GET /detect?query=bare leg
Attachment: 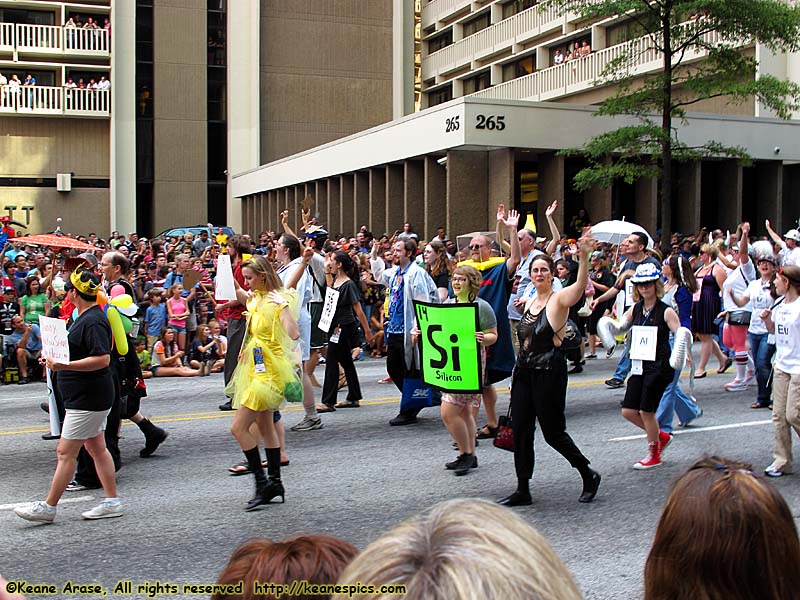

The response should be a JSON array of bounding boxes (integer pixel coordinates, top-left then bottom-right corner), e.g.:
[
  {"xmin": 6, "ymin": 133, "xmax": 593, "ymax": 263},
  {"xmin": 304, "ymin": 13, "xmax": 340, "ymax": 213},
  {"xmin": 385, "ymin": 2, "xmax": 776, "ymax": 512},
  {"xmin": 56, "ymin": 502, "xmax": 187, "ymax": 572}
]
[
  {"xmin": 230, "ymin": 407, "xmax": 260, "ymax": 449},
  {"xmin": 83, "ymin": 434, "xmax": 118, "ymax": 498},
  {"xmin": 442, "ymin": 402, "xmax": 471, "ymax": 455},
  {"xmin": 45, "ymin": 438, "xmax": 84, "ymax": 506},
  {"xmin": 482, "ymin": 384, "xmax": 498, "ymax": 429}
]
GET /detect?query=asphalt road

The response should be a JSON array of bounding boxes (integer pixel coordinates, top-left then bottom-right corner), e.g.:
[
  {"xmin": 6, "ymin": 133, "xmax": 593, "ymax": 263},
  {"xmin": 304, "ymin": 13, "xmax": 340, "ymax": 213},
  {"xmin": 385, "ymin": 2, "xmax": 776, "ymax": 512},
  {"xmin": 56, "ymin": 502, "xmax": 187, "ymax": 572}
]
[{"xmin": 2, "ymin": 352, "xmax": 798, "ymax": 599}]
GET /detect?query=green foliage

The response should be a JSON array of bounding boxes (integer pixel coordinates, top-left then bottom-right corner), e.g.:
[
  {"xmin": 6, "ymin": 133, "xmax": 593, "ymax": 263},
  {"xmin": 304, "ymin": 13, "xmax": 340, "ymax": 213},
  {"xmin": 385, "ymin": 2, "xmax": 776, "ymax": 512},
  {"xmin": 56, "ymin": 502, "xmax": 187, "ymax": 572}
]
[{"xmin": 547, "ymin": 0, "xmax": 800, "ymax": 230}]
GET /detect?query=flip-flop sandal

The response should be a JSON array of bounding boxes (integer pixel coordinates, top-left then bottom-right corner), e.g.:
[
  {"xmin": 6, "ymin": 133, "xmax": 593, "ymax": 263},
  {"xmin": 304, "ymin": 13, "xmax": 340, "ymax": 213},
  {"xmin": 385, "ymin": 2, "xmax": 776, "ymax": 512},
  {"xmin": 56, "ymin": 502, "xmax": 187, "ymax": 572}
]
[
  {"xmin": 717, "ymin": 358, "xmax": 733, "ymax": 374},
  {"xmin": 335, "ymin": 401, "xmax": 360, "ymax": 408},
  {"xmin": 316, "ymin": 404, "xmax": 336, "ymax": 413}
]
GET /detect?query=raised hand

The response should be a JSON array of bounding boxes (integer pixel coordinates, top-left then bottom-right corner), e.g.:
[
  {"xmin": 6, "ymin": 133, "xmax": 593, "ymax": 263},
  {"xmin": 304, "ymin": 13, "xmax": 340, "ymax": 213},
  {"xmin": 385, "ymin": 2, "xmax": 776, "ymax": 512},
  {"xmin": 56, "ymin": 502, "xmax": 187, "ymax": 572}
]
[
  {"xmin": 545, "ymin": 200, "xmax": 558, "ymax": 217},
  {"xmin": 496, "ymin": 203, "xmax": 506, "ymax": 223},
  {"xmin": 578, "ymin": 229, "xmax": 595, "ymax": 256},
  {"xmin": 268, "ymin": 290, "xmax": 288, "ymax": 307},
  {"xmin": 504, "ymin": 209, "xmax": 520, "ymax": 229},
  {"xmin": 280, "ymin": 210, "xmax": 288, "ymax": 225}
]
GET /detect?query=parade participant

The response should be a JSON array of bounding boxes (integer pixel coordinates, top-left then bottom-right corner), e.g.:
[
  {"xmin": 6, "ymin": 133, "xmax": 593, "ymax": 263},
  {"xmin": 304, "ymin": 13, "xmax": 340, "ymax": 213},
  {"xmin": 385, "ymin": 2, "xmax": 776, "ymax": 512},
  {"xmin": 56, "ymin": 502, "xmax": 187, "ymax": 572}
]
[
  {"xmin": 317, "ymin": 251, "xmax": 373, "ymax": 411},
  {"xmin": 14, "ymin": 267, "xmax": 122, "ymax": 522},
  {"xmin": 656, "ymin": 255, "xmax": 702, "ymax": 431},
  {"xmin": 218, "ymin": 236, "xmax": 250, "ymax": 411},
  {"xmin": 691, "ymin": 243, "xmax": 730, "ymax": 377},
  {"xmin": 719, "ymin": 223, "xmax": 756, "ymax": 391},
  {"xmin": 498, "ymin": 236, "xmax": 600, "ymax": 507},
  {"xmin": 765, "ymin": 220, "xmax": 800, "ymax": 267},
  {"xmin": 437, "ymin": 266, "xmax": 497, "ymax": 476},
  {"xmin": 225, "ymin": 255, "xmax": 301, "ymax": 510},
  {"xmin": 458, "ymin": 204, "xmax": 520, "ymax": 438},
  {"xmin": 383, "ymin": 239, "xmax": 440, "ymax": 425},
  {"xmin": 762, "ymin": 265, "xmax": 800, "ymax": 477},
  {"xmin": 422, "ymin": 240, "xmax": 451, "ymax": 302},
  {"xmin": 590, "ymin": 232, "xmax": 661, "ymax": 389},
  {"xmin": 610, "ymin": 264, "xmax": 683, "ymax": 469},
  {"xmin": 645, "ymin": 456, "xmax": 800, "ymax": 600},
  {"xmin": 730, "ymin": 246, "xmax": 778, "ymax": 408}
]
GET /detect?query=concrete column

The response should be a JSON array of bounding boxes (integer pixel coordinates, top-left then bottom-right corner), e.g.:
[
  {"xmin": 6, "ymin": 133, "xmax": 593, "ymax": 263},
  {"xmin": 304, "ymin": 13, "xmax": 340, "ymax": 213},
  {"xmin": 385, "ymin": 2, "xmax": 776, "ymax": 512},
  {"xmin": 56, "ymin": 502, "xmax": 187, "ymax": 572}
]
[
  {"xmin": 259, "ymin": 192, "xmax": 268, "ymax": 236},
  {"xmin": 424, "ymin": 156, "xmax": 447, "ymax": 240},
  {"xmin": 757, "ymin": 161, "xmax": 784, "ymax": 230},
  {"xmin": 327, "ymin": 178, "xmax": 340, "ymax": 236},
  {"xmin": 386, "ymin": 165, "xmax": 405, "ymax": 234},
  {"xmin": 244, "ymin": 196, "xmax": 254, "ymax": 238},
  {"xmin": 369, "ymin": 168, "xmax": 387, "ymax": 235},
  {"xmin": 340, "ymin": 174, "xmax": 354, "ymax": 237},
  {"xmin": 404, "ymin": 160, "xmax": 425, "ymax": 235},
  {"xmin": 274, "ymin": 189, "xmax": 283, "ymax": 235},
  {"xmin": 312, "ymin": 181, "xmax": 325, "ymax": 227},
  {"xmin": 265, "ymin": 191, "xmax": 274, "ymax": 232},
  {"xmin": 392, "ymin": 0, "xmax": 415, "ymax": 118},
  {"xmin": 584, "ymin": 182, "xmax": 612, "ymax": 228},
  {"xmin": 253, "ymin": 193, "xmax": 262, "ymax": 238},
  {"xmin": 447, "ymin": 150, "xmax": 488, "ymax": 237},
  {"xmin": 719, "ymin": 160, "xmax": 743, "ymax": 231},
  {"xmin": 354, "ymin": 171, "xmax": 370, "ymax": 233},
  {"xmin": 635, "ymin": 177, "xmax": 658, "ymax": 239},
  {"xmin": 538, "ymin": 153, "xmax": 565, "ymax": 234},
  {"xmin": 676, "ymin": 161, "xmax": 701, "ymax": 234},
  {"xmin": 488, "ymin": 148, "xmax": 515, "ymax": 225}
]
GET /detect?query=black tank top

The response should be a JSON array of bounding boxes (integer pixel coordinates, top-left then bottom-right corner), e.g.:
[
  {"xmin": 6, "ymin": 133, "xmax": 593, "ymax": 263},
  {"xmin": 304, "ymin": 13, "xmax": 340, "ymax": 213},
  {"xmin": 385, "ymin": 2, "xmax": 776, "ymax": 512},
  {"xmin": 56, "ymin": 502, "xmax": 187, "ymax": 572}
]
[{"xmin": 631, "ymin": 300, "xmax": 672, "ymax": 364}]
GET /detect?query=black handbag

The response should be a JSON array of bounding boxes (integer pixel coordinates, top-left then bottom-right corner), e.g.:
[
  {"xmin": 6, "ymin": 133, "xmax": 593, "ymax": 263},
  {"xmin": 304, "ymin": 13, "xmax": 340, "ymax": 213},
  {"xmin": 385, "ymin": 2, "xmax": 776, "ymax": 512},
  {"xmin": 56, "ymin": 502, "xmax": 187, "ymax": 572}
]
[{"xmin": 727, "ymin": 311, "xmax": 751, "ymax": 326}]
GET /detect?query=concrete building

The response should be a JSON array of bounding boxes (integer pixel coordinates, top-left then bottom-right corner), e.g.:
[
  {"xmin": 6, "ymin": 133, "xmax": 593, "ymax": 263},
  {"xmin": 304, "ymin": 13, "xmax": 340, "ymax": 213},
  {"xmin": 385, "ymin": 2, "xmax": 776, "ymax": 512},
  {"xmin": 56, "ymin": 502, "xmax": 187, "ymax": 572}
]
[
  {"xmin": 0, "ymin": 0, "xmax": 395, "ymax": 237},
  {"xmin": 232, "ymin": 0, "xmax": 800, "ymax": 241}
]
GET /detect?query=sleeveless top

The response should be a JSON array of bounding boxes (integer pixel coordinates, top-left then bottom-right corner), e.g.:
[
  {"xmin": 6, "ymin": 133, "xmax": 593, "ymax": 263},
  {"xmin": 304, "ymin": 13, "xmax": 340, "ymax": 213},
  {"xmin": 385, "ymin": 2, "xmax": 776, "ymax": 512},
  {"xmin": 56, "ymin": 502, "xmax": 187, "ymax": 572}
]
[
  {"xmin": 516, "ymin": 305, "xmax": 563, "ymax": 369},
  {"xmin": 631, "ymin": 300, "xmax": 672, "ymax": 366}
]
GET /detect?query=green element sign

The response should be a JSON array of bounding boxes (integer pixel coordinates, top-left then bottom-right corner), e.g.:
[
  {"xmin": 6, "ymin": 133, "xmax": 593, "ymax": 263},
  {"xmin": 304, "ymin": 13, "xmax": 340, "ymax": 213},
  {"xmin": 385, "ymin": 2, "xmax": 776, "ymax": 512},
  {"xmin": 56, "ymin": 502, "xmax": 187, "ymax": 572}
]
[{"xmin": 414, "ymin": 301, "xmax": 482, "ymax": 393}]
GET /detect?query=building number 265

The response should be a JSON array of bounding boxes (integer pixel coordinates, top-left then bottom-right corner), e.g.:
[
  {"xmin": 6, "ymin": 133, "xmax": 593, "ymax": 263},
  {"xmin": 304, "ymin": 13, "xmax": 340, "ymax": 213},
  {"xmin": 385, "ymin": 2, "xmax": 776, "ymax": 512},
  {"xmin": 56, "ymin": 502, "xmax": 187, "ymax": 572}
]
[
  {"xmin": 476, "ymin": 114, "xmax": 505, "ymax": 130},
  {"xmin": 445, "ymin": 116, "xmax": 460, "ymax": 132}
]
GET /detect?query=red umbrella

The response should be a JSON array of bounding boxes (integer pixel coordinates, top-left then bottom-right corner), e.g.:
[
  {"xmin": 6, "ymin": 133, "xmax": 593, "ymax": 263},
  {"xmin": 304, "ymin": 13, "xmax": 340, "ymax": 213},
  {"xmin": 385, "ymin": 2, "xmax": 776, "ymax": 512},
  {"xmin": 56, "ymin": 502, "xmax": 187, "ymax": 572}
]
[{"xmin": 13, "ymin": 234, "xmax": 96, "ymax": 251}]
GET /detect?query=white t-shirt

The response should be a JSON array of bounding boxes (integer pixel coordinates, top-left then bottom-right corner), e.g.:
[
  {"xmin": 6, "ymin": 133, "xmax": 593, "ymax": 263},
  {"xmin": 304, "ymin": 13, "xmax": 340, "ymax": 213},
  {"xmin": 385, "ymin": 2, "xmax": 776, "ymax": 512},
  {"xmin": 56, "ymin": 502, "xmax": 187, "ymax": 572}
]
[
  {"xmin": 779, "ymin": 246, "xmax": 800, "ymax": 267},
  {"xmin": 773, "ymin": 297, "xmax": 800, "ymax": 374},
  {"xmin": 721, "ymin": 260, "xmax": 756, "ymax": 312},
  {"xmin": 744, "ymin": 278, "xmax": 776, "ymax": 336}
]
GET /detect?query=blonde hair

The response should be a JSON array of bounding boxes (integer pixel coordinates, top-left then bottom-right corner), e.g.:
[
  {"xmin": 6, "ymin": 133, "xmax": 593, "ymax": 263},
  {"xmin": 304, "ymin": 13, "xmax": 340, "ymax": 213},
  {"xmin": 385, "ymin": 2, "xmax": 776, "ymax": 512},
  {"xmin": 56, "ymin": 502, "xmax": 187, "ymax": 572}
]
[
  {"xmin": 241, "ymin": 255, "xmax": 282, "ymax": 292},
  {"xmin": 451, "ymin": 265, "xmax": 482, "ymax": 302},
  {"xmin": 632, "ymin": 277, "xmax": 665, "ymax": 303},
  {"xmin": 700, "ymin": 243, "xmax": 718, "ymax": 259},
  {"xmin": 332, "ymin": 499, "xmax": 583, "ymax": 600}
]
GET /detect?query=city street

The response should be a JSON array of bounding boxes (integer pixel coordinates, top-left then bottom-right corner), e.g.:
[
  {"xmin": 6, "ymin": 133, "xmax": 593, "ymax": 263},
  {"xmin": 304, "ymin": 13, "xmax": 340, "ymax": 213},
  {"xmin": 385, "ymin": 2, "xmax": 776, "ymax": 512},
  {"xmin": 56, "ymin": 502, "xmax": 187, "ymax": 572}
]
[{"xmin": 2, "ymin": 353, "xmax": 798, "ymax": 599}]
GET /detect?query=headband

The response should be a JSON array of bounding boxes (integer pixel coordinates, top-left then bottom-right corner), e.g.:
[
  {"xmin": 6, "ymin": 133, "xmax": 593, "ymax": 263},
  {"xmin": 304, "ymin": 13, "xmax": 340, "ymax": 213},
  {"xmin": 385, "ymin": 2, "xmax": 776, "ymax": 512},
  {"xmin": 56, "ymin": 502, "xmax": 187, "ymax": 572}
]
[{"xmin": 69, "ymin": 265, "xmax": 100, "ymax": 297}]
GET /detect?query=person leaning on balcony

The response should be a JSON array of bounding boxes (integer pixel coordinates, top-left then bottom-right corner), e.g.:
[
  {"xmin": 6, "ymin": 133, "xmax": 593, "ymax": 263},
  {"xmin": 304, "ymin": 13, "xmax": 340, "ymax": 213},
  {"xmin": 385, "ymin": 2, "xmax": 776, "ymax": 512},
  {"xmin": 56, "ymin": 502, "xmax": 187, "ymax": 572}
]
[
  {"xmin": 580, "ymin": 40, "xmax": 592, "ymax": 56},
  {"xmin": 83, "ymin": 17, "xmax": 99, "ymax": 30},
  {"xmin": 64, "ymin": 17, "xmax": 76, "ymax": 28},
  {"xmin": 553, "ymin": 49, "xmax": 564, "ymax": 65}
]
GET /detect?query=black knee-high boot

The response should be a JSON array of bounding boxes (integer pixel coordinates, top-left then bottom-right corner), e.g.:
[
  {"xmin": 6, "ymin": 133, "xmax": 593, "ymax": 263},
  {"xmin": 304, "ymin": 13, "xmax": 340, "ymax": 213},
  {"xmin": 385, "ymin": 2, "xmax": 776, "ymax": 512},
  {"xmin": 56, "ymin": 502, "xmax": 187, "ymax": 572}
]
[
  {"xmin": 243, "ymin": 447, "xmax": 267, "ymax": 511},
  {"xmin": 263, "ymin": 447, "xmax": 285, "ymax": 503},
  {"xmin": 137, "ymin": 418, "xmax": 169, "ymax": 458}
]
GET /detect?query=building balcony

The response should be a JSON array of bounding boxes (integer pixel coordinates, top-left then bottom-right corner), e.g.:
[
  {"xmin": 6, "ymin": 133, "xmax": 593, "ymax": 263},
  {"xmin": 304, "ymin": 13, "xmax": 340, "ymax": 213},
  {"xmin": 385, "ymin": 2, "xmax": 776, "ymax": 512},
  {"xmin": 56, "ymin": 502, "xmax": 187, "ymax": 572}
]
[
  {"xmin": 469, "ymin": 26, "xmax": 739, "ymax": 102},
  {"xmin": 423, "ymin": 3, "xmax": 562, "ymax": 79},
  {"xmin": 0, "ymin": 24, "xmax": 110, "ymax": 58},
  {"xmin": 0, "ymin": 86, "xmax": 110, "ymax": 117}
]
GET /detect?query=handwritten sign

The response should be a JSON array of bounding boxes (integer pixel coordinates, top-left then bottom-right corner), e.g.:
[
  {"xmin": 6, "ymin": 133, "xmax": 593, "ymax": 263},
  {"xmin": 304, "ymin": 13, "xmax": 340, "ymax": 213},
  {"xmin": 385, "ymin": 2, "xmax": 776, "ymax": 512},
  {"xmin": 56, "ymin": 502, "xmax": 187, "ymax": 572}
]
[
  {"xmin": 38, "ymin": 316, "xmax": 70, "ymax": 365},
  {"xmin": 317, "ymin": 287, "xmax": 340, "ymax": 333},
  {"xmin": 629, "ymin": 325, "xmax": 657, "ymax": 362},
  {"xmin": 414, "ymin": 301, "xmax": 482, "ymax": 393},
  {"xmin": 215, "ymin": 254, "xmax": 237, "ymax": 301}
]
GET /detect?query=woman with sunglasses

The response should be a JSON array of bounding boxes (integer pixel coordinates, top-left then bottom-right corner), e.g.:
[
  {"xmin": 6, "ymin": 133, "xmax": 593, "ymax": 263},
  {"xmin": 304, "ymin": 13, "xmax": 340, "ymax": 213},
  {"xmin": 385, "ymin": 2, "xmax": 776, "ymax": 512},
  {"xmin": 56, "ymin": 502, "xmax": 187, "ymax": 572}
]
[
  {"xmin": 761, "ymin": 265, "xmax": 800, "ymax": 477},
  {"xmin": 498, "ymin": 233, "xmax": 600, "ymax": 507},
  {"xmin": 615, "ymin": 263, "xmax": 683, "ymax": 470}
]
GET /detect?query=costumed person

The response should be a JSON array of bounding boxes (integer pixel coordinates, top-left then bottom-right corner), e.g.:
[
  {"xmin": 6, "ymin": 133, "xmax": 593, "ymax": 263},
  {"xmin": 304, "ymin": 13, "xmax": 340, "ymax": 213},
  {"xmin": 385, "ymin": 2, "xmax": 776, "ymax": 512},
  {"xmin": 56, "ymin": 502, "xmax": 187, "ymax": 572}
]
[
  {"xmin": 453, "ymin": 204, "xmax": 520, "ymax": 438},
  {"xmin": 499, "ymin": 235, "xmax": 600, "ymax": 507},
  {"xmin": 14, "ymin": 266, "xmax": 122, "ymax": 522},
  {"xmin": 225, "ymin": 255, "xmax": 302, "ymax": 510},
  {"xmin": 605, "ymin": 264, "xmax": 685, "ymax": 470},
  {"xmin": 438, "ymin": 265, "xmax": 497, "ymax": 476},
  {"xmin": 761, "ymin": 265, "xmax": 800, "ymax": 477},
  {"xmin": 0, "ymin": 215, "xmax": 26, "ymax": 248}
]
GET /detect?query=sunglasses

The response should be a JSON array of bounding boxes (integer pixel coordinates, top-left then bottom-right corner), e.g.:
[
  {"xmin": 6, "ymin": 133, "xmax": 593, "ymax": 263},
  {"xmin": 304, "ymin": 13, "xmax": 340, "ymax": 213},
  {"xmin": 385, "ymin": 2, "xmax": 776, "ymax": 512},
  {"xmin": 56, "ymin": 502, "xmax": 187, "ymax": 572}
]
[{"xmin": 469, "ymin": 244, "xmax": 484, "ymax": 250}]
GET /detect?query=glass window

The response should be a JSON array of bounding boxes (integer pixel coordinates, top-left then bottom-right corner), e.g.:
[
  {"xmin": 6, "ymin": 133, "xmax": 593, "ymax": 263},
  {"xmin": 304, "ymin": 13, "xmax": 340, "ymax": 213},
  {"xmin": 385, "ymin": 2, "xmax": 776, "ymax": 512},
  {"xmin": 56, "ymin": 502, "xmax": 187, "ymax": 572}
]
[
  {"xmin": 502, "ymin": 0, "xmax": 538, "ymax": 20},
  {"xmin": 0, "ymin": 8, "xmax": 55, "ymax": 26},
  {"xmin": 208, "ymin": 122, "xmax": 227, "ymax": 181},
  {"xmin": 463, "ymin": 71, "xmax": 491, "ymax": 95},
  {"xmin": 427, "ymin": 84, "xmax": 453, "ymax": 107},
  {"xmin": 502, "ymin": 55, "xmax": 535, "ymax": 82},
  {"xmin": 462, "ymin": 12, "xmax": 490, "ymax": 37},
  {"xmin": 606, "ymin": 21, "xmax": 645, "ymax": 47},
  {"xmin": 427, "ymin": 30, "xmax": 452, "ymax": 53}
]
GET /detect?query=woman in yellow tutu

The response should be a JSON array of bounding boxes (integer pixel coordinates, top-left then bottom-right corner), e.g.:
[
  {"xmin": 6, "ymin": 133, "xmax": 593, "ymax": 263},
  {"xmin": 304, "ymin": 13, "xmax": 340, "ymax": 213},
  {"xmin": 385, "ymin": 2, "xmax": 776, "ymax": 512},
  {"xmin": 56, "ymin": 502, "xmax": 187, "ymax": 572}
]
[{"xmin": 225, "ymin": 255, "xmax": 301, "ymax": 510}]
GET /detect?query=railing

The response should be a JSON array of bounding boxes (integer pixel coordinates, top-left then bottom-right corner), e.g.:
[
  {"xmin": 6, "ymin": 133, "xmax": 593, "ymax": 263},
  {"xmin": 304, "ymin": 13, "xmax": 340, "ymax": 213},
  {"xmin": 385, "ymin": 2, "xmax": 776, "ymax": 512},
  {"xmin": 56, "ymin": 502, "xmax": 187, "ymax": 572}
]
[
  {"xmin": 2, "ymin": 23, "xmax": 110, "ymax": 55},
  {"xmin": 0, "ymin": 22, "xmax": 13, "ymax": 51},
  {"xmin": 423, "ymin": 3, "xmax": 562, "ymax": 76},
  {"xmin": 0, "ymin": 86, "xmax": 110, "ymax": 116},
  {"xmin": 421, "ymin": 0, "xmax": 473, "ymax": 29},
  {"xmin": 471, "ymin": 25, "xmax": 731, "ymax": 101}
]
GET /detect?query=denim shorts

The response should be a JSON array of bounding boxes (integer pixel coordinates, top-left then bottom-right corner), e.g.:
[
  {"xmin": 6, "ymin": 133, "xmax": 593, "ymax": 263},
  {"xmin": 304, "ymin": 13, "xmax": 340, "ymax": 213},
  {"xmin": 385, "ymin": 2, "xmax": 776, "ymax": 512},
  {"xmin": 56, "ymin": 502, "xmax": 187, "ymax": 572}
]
[{"xmin": 168, "ymin": 324, "xmax": 186, "ymax": 334}]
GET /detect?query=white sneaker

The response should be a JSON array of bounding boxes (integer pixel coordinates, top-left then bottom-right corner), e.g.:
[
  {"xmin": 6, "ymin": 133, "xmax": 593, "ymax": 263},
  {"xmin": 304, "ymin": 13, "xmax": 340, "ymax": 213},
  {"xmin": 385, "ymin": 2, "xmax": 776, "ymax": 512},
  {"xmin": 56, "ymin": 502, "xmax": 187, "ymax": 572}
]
[
  {"xmin": 81, "ymin": 499, "xmax": 123, "ymax": 520},
  {"xmin": 290, "ymin": 415, "xmax": 323, "ymax": 432},
  {"xmin": 743, "ymin": 370, "xmax": 756, "ymax": 387},
  {"xmin": 14, "ymin": 501, "xmax": 56, "ymax": 523},
  {"xmin": 764, "ymin": 466, "xmax": 784, "ymax": 478},
  {"xmin": 724, "ymin": 379, "xmax": 747, "ymax": 392}
]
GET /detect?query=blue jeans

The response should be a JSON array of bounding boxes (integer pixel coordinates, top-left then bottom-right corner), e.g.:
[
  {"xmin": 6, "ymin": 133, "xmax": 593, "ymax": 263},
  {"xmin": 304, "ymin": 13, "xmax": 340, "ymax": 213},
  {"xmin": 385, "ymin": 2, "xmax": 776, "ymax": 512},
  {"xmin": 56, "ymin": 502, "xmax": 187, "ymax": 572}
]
[
  {"xmin": 612, "ymin": 343, "xmax": 631, "ymax": 382},
  {"xmin": 657, "ymin": 368, "xmax": 701, "ymax": 433},
  {"xmin": 748, "ymin": 332, "xmax": 775, "ymax": 406}
]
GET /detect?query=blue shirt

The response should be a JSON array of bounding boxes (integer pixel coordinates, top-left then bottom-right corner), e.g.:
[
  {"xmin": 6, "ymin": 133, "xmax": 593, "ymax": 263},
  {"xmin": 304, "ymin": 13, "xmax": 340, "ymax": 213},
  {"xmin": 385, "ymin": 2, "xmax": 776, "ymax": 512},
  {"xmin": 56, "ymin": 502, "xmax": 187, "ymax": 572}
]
[
  {"xmin": 8, "ymin": 324, "xmax": 42, "ymax": 352},
  {"xmin": 145, "ymin": 304, "xmax": 167, "ymax": 336},
  {"xmin": 386, "ymin": 263, "xmax": 412, "ymax": 334}
]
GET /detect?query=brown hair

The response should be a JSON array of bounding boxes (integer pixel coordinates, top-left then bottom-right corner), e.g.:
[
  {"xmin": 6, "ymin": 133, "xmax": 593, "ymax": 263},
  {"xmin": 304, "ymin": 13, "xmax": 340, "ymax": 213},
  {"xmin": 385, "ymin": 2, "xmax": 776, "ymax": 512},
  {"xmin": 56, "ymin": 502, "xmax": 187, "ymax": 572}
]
[
  {"xmin": 631, "ymin": 277, "xmax": 665, "ymax": 303},
  {"xmin": 451, "ymin": 265, "xmax": 481, "ymax": 302},
  {"xmin": 212, "ymin": 535, "xmax": 358, "ymax": 600},
  {"xmin": 241, "ymin": 255, "xmax": 282, "ymax": 292},
  {"xmin": 779, "ymin": 264, "xmax": 800, "ymax": 292},
  {"xmin": 425, "ymin": 240, "xmax": 452, "ymax": 278},
  {"xmin": 644, "ymin": 455, "xmax": 800, "ymax": 600}
]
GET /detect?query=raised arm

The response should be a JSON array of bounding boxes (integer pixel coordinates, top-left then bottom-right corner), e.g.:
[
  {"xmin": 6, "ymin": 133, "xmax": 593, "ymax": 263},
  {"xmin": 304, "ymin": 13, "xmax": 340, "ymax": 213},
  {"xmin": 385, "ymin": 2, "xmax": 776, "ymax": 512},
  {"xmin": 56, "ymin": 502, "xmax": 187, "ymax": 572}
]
[
  {"xmin": 281, "ymin": 210, "xmax": 299, "ymax": 239},
  {"xmin": 556, "ymin": 233, "xmax": 593, "ymax": 309},
  {"xmin": 496, "ymin": 205, "xmax": 511, "ymax": 255},
  {"xmin": 505, "ymin": 208, "xmax": 521, "ymax": 274},
  {"xmin": 766, "ymin": 220, "xmax": 786, "ymax": 250},
  {"xmin": 544, "ymin": 200, "xmax": 560, "ymax": 256}
]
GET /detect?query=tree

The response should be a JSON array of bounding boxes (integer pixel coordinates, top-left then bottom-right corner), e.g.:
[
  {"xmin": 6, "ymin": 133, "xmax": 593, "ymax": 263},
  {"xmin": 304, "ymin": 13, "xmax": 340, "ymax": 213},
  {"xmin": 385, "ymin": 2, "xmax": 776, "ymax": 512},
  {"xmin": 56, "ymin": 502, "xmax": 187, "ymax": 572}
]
[{"xmin": 551, "ymin": 0, "xmax": 800, "ymax": 244}]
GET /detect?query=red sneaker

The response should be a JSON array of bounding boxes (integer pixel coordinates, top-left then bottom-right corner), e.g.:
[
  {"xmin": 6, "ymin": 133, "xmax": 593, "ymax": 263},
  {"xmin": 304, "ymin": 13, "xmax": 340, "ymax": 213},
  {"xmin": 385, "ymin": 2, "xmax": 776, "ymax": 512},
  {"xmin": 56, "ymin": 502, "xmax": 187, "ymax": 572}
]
[
  {"xmin": 658, "ymin": 430, "xmax": 673, "ymax": 453},
  {"xmin": 634, "ymin": 443, "xmax": 662, "ymax": 470}
]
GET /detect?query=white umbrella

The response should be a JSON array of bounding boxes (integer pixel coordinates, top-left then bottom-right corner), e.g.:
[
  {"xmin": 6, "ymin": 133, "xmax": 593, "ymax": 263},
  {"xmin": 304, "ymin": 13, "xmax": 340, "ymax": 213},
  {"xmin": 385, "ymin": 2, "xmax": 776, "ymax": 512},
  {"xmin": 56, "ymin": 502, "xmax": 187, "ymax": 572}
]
[{"xmin": 591, "ymin": 220, "xmax": 654, "ymax": 248}]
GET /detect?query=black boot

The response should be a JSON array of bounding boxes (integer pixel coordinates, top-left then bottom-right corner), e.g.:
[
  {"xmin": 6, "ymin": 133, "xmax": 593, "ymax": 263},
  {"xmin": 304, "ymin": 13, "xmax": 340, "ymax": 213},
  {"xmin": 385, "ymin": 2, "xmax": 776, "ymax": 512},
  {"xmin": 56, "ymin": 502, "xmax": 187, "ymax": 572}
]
[
  {"xmin": 259, "ymin": 447, "xmax": 286, "ymax": 504},
  {"xmin": 578, "ymin": 467, "xmax": 601, "ymax": 503},
  {"xmin": 244, "ymin": 447, "xmax": 269, "ymax": 511},
  {"xmin": 137, "ymin": 418, "xmax": 169, "ymax": 458},
  {"xmin": 498, "ymin": 478, "xmax": 532, "ymax": 507}
]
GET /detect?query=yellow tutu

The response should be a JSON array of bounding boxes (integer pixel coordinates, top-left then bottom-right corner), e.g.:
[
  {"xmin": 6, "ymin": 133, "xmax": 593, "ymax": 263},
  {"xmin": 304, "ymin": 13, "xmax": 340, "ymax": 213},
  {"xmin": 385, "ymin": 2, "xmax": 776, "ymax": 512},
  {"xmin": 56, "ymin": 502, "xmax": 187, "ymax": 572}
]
[{"xmin": 224, "ymin": 290, "xmax": 302, "ymax": 412}]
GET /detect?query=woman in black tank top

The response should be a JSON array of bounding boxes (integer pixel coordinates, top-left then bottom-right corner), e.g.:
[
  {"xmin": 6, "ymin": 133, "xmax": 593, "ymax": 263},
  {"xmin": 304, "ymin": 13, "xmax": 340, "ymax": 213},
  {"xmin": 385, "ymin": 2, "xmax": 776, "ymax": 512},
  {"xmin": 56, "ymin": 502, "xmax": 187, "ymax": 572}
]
[
  {"xmin": 498, "ymin": 235, "xmax": 601, "ymax": 507},
  {"xmin": 616, "ymin": 264, "xmax": 682, "ymax": 470}
]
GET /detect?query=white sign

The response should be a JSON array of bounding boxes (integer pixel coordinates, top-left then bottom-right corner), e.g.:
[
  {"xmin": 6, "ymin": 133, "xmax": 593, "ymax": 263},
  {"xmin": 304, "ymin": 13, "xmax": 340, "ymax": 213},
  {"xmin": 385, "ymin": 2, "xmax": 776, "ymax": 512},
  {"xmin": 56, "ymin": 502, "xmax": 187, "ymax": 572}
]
[
  {"xmin": 38, "ymin": 316, "xmax": 70, "ymax": 365},
  {"xmin": 317, "ymin": 287, "xmax": 340, "ymax": 333},
  {"xmin": 624, "ymin": 279, "xmax": 634, "ymax": 308},
  {"xmin": 215, "ymin": 254, "xmax": 237, "ymax": 301},
  {"xmin": 629, "ymin": 325, "xmax": 658, "ymax": 362}
]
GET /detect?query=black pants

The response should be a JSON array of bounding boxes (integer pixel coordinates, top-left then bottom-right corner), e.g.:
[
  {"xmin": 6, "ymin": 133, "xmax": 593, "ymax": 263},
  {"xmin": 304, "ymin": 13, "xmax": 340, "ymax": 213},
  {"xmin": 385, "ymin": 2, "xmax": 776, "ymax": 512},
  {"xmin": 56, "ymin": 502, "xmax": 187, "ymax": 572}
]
[
  {"xmin": 386, "ymin": 333, "xmax": 408, "ymax": 393},
  {"xmin": 320, "ymin": 322, "xmax": 362, "ymax": 406},
  {"xmin": 511, "ymin": 358, "xmax": 590, "ymax": 481},
  {"xmin": 224, "ymin": 317, "xmax": 247, "ymax": 388},
  {"xmin": 75, "ymin": 369, "xmax": 122, "ymax": 486}
]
